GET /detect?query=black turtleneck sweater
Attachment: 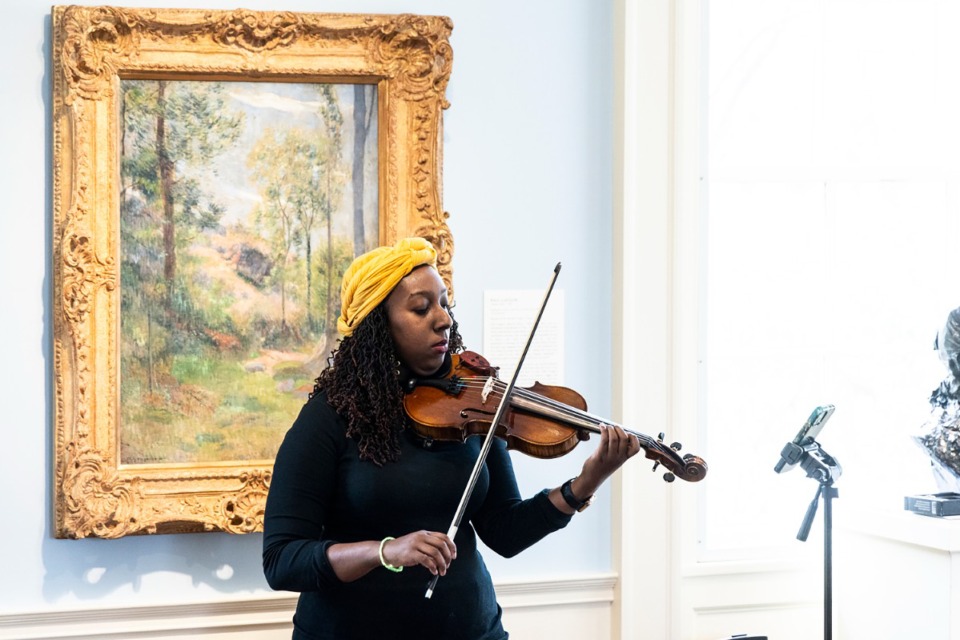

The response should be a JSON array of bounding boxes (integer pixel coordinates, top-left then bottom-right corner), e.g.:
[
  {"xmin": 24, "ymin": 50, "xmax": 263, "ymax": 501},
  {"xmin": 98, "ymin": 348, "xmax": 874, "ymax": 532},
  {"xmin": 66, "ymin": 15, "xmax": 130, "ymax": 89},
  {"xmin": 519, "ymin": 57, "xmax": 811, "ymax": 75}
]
[{"xmin": 262, "ymin": 361, "xmax": 572, "ymax": 640}]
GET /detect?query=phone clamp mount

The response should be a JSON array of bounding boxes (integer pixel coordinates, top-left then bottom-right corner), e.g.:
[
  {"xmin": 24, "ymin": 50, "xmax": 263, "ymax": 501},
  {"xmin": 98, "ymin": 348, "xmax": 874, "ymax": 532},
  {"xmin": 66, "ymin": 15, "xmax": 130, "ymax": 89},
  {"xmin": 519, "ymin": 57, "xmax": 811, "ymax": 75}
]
[{"xmin": 778, "ymin": 439, "xmax": 843, "ymax": 497}]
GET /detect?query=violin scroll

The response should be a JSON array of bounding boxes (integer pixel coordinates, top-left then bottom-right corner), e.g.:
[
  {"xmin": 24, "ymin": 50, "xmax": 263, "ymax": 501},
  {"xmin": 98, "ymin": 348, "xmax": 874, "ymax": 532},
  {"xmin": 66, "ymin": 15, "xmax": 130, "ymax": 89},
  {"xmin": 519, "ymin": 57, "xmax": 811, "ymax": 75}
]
[{"xmin": 676, "ymin": 453, "xmax": 708, "ymax": 482}]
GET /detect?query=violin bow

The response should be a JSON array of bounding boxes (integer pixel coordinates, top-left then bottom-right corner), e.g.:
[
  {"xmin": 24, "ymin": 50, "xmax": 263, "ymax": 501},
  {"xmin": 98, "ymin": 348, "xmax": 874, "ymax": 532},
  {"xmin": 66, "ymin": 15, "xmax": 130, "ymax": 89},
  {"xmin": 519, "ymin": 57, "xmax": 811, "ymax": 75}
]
[{"xmin": 425, "ymin": 262, "xmax": 562, "ymax": 599}]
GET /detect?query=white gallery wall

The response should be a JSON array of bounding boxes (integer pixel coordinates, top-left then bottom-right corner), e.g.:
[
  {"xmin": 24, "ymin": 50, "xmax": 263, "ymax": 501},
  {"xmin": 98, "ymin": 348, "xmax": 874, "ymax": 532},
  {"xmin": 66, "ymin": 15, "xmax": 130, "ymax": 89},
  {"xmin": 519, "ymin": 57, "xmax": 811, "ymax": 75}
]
[{"xmin": 0, "ymin": 0, "xmax": 615, "ymax": 628}]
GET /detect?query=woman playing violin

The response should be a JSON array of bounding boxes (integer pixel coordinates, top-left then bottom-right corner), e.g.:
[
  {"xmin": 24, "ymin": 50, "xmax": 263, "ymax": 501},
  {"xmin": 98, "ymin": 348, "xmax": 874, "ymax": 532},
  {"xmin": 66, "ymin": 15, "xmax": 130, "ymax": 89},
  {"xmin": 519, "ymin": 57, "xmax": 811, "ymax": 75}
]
[{"xmin": 262, "ymin": 237, "xmax": 640, "ymax": 640}]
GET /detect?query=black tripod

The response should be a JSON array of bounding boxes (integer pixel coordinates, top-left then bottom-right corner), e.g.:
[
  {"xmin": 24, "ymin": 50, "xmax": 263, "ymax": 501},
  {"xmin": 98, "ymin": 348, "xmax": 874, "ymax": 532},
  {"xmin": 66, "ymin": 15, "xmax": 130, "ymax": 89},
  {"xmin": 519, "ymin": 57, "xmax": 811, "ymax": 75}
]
[{"xmin": 781, "ymin": 440, "xmax": 842, "ymax": 640}]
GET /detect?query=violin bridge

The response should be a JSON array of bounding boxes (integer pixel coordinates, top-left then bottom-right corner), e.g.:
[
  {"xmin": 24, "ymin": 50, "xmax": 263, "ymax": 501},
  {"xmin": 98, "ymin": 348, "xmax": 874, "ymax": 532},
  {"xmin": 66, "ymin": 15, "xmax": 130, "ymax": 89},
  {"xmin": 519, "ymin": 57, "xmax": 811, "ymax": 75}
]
[{"xmin": 481, "ymin": 376, "xmax": 495, "ymax": 404}]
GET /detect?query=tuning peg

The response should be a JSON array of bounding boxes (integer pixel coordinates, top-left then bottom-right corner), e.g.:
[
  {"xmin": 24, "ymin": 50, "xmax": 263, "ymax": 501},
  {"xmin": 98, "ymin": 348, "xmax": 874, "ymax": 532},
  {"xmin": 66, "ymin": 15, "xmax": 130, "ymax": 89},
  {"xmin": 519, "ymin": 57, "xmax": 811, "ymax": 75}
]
[{"xmin": 654, "ymin": 434, "xmax": 682, "ymax": 480}]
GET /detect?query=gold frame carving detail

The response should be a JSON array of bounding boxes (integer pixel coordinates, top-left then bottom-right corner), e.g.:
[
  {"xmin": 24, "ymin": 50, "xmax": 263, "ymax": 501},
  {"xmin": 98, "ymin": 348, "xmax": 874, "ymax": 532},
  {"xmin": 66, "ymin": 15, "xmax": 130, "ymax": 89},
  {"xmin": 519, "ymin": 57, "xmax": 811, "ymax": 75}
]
[{"xmin": 52, "ymin": 5, "xmax": 454, "ymax": 538}]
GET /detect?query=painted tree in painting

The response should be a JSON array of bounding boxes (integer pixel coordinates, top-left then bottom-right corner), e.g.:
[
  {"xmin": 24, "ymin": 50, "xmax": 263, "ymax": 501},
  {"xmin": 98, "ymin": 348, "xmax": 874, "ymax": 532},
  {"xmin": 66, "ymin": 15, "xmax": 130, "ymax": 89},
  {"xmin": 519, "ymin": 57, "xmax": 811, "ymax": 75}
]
[{"xmin": 120, "ymin": 80, "xmax": 244, "ymax": 395}]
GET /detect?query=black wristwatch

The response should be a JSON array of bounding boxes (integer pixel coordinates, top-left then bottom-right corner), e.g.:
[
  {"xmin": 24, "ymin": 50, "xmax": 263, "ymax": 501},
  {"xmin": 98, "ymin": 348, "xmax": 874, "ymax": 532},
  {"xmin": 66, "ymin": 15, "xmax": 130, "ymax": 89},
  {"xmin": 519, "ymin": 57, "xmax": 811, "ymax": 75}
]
[{"xmin": 560, "ymin": 477, "xmax": 593, "ymax": 512}]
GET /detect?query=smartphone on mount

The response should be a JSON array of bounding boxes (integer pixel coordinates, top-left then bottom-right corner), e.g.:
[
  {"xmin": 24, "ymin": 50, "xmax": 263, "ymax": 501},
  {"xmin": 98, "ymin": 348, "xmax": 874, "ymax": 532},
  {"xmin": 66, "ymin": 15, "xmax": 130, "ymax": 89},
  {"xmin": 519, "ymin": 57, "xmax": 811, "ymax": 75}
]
[{"xmin": 773, "ymin": 404, "xmax": 835, "ymax": 474}]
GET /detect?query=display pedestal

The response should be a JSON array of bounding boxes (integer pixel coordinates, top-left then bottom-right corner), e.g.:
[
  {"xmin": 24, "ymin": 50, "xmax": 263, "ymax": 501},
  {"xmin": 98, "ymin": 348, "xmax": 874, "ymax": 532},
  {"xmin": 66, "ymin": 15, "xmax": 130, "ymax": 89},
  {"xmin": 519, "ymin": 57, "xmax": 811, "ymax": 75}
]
[{"xmin": 836, "ymin": 507, "xmax": 960, "ymax": 640}]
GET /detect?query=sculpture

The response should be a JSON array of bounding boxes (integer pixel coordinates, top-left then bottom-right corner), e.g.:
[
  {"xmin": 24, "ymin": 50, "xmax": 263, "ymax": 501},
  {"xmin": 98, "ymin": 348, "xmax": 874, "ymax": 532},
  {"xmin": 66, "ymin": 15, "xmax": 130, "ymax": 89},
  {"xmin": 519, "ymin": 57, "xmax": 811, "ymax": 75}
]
[{"xmin": 915, "ymin": 306, "xmax": 960, "ymax": 491}]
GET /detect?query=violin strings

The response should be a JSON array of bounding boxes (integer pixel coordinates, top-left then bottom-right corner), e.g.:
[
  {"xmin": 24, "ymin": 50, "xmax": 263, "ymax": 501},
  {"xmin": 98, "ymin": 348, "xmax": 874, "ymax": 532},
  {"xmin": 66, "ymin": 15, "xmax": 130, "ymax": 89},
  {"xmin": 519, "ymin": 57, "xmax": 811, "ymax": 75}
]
[
  {"xmin": 452, "ymin": 376, "xmax": 658, "ymax": 447},
  {"xmin": 444, "ymin": 370, "xmax": 693, "ymax": 475},
  {"xmin": 455, "ymin": 376, "xmax": 617, "ymax": 430}
]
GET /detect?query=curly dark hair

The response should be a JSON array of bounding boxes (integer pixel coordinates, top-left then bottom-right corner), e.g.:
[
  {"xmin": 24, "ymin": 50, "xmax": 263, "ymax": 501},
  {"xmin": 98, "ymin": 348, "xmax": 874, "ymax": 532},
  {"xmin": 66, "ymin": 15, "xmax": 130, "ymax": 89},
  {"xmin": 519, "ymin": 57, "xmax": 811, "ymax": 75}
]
[{"xmin": 311, "ymin": 304, "xmax": 463, "ymax": 465}]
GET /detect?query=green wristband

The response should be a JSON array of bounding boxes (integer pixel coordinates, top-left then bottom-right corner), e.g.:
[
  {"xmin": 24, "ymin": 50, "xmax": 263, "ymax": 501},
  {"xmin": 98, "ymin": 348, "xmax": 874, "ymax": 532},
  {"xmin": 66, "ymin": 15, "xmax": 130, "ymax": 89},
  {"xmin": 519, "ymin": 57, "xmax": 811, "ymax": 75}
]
[{"xmin": 379, "ymin": 536, "xmax": 403, "ymax": 573}]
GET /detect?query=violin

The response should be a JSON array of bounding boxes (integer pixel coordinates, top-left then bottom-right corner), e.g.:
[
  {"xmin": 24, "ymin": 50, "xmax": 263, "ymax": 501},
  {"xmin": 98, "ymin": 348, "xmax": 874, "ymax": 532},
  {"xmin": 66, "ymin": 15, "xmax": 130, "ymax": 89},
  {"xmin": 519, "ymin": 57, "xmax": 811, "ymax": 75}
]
[{"xmin": 403, "ymin": 351, "xmax": 707, "ymax": 483}]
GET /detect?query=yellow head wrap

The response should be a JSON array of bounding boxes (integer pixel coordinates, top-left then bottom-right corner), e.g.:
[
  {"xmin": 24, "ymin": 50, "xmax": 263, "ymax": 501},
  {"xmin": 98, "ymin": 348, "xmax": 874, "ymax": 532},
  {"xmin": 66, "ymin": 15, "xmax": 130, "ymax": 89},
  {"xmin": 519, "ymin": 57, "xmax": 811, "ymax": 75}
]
[{"xmin": 337, "ymin": 237, "xmax": 438, "ymax": 336}]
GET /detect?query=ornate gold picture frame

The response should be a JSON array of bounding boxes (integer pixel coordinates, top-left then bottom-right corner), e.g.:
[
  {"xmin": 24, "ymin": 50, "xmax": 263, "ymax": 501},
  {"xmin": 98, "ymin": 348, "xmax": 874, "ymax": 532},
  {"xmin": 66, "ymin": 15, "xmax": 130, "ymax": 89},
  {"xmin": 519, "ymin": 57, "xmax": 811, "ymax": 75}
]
[{"xmin": 52, "ymin": 5, "xmax": 454, "ymax": 538}]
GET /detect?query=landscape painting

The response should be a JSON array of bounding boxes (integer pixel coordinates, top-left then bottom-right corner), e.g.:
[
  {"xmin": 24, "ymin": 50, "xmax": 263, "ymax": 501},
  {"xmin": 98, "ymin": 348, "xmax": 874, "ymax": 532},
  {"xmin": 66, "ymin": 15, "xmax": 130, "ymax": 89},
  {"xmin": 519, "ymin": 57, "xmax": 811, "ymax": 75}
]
[
  {"xmin": 53, "ymin": 6, "xmax": 453, "ymax": 537},
  {"xmin": 118, "ymin": 79, "xmax": 379, "ymax": 465}
]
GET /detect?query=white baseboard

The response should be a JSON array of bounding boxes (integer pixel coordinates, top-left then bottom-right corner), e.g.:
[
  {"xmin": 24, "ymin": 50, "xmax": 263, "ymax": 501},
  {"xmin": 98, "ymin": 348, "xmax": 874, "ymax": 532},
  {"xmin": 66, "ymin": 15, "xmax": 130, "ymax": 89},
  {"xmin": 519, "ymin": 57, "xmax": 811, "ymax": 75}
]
[{"xmin": 0, "ymin": 574, "xmax": 617, "ymax": 640}]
